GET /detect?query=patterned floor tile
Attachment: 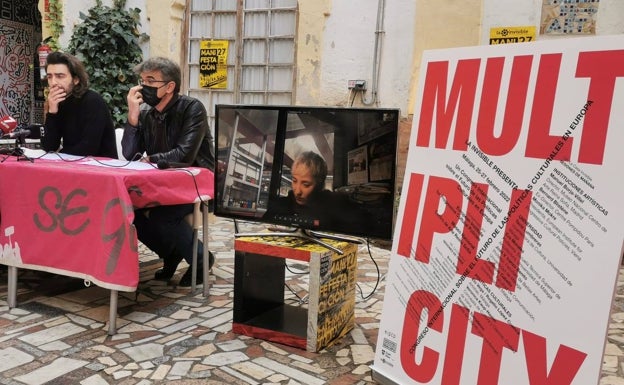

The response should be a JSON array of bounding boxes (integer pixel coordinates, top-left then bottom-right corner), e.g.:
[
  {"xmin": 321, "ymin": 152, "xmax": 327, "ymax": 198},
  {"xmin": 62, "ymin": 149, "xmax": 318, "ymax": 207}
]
[{"xmin": 0, "ymin": 215, "xmax": 621, "ymax": 384}]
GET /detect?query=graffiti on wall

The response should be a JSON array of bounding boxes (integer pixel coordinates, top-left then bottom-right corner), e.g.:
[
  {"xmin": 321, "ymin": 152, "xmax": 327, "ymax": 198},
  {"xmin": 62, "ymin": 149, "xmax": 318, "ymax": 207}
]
[{"xmin": 0, "ymin": 19, "xmax": 33, "ymax": 124}]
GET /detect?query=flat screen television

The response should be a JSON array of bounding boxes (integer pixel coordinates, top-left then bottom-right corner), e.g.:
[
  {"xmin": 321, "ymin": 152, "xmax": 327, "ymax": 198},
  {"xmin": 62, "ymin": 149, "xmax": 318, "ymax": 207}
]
[{"xmin": 214, "ymin": 104, "xmax": 400, "ymax": 243}]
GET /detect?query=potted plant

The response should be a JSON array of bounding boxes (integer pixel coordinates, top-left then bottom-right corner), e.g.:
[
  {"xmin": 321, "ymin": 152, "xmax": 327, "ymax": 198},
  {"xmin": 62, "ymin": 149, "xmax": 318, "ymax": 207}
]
[{"xmin": 67, "ymin": 0, "xmax": 148, "ymax": 126}]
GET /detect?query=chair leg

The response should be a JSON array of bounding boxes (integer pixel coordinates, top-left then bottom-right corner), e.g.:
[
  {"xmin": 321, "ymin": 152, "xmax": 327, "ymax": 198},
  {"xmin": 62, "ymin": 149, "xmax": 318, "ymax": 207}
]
[{"xmin": 191, "ymin": 226, "xmax": 199, "ymax": 292}]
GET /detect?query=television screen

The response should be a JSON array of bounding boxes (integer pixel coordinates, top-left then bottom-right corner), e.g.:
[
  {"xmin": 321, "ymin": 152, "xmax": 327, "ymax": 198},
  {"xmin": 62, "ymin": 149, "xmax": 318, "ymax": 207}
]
[{"xmin": 214, "ymin": 104, "xmax": 400, "ymax": 240}]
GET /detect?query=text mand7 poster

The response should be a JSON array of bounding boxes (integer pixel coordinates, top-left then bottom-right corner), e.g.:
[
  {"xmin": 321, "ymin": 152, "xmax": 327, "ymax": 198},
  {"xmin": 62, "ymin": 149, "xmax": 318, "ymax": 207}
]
[{"xmin": 372, "ymin": 35, "xmax": 624, "ymax": 385}]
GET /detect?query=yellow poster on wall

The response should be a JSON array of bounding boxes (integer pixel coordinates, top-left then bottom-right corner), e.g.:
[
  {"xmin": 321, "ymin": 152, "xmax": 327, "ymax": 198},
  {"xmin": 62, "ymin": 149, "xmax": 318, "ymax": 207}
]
[
  {"xmin": 199, "ymin": 40, "xmax": 228, "ymax": 89},
  {"xmin": 489, "ymin": 26, "xmax": 536, "ymax": 44}
]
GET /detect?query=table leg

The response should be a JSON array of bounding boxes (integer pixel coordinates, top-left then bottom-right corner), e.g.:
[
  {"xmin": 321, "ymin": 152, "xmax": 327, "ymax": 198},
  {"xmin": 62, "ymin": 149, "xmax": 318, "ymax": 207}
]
[
  {"xmin": 202, "ymin": 203, "xmax": 210, "ymax": 297},
  {"xmin": 108, "ymin": 290, "xmax": 118, "ymax": 335},
  {"xmin": 7, "ymin": 266, "xmax": 17, "ymax": 308}
]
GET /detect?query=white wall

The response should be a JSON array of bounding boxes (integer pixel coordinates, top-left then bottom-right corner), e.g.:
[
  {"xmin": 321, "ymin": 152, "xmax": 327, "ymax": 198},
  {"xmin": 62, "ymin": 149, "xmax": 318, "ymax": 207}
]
[
  {"xmin": 595, "ymin": 0, "xmax": 624, "ymax": 35},
  {"xmin": 319, "ymin": 0, "xmax": 379, "ymax": 106},
  {"xmin": 317, "ymin": 0, "xmax": 416, "ymax": 113},
  {"xmin": 377, "ymin": 0, "xmax": 417, "ymax": 113}
]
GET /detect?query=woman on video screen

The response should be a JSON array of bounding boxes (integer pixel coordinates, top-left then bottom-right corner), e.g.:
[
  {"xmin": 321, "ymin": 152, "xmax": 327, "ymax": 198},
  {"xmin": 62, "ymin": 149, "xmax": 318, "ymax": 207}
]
[{"xmin": 264, "ymin": 151, "xmax": 364, "ymax": 231}]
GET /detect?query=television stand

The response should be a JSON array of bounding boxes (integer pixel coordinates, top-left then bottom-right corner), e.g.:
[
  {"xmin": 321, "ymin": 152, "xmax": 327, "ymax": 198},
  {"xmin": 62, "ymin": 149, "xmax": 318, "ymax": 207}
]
[
  {"xmin": 234, "ymin": 227, "xmax": 362, "ymax": 255},
  {"xmin": 232, "ymin": 234, "xmax": 359, "ymax": 351}
]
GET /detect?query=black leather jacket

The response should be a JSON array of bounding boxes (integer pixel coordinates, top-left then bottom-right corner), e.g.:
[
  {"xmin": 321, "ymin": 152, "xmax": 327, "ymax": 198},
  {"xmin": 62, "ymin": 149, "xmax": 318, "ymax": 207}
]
[{"xmin": 121, "ymin": 94, "xmax": 215, "ymax": 170}]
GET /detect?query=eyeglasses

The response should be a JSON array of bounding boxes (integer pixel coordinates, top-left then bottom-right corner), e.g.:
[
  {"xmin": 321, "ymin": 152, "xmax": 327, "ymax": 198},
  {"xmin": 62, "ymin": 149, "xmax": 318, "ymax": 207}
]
[{"xmin": 139, "ymin": 78, "xmax": 170, "ymax": 87}]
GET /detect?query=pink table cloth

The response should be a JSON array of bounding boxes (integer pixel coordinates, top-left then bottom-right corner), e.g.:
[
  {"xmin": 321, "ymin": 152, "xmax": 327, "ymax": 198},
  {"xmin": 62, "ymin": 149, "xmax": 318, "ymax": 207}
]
[{"xmin": 0, "ymin": 156, "xmax": 214, "ymax": 291}]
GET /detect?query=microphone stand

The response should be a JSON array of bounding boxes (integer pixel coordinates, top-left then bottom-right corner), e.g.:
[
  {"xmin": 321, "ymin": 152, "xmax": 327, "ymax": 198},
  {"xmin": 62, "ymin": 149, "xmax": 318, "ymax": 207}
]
[{"xmin": 0, "ymin": 129, "xmax": 34, "ymax": 163}]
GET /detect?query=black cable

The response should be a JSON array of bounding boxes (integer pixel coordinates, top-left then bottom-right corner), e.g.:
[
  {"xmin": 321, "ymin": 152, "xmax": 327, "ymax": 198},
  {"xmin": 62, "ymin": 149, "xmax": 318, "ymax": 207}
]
[
  {"xmin": 349, "ymin": 89, "xmax": 358, "ymax": 106},
  {"xmin": 0, "ymin": 148, "xmax": 46, "ymax": 162},
  {"xmin": 78, "ymin": 156, "xmax": 134, "ymax": 167},
  {"xmin": 2, "ymin": 148, "xmax": 213, "ymax": 218},
  {"xmin": 280, "ymin": 238, "xmax": 381, "ymax": 304},
  {"xmin": 284, "ymin": 282, "xmax": 308, "ymax": 304},
  {"xmin": 51, "ymin": 151, "xmax": 212, "ymax": 211},
  {"xmin": 356, "ymin": 238, "xmax": 381, "ymax": 301},
  {"xmin": 45, "ymin": 152, "xmax": 90, "ymax": 162},
  {"xmin": 285, "ymin": 263, "xmax": 308, "ymax": 275},
  {"xmin": 89, "ymin": 152, "xmax": 212, "ymax": 211},
  {"xmin": 156, "ymin": 165, "xmax": 211, "ymax": 211}
]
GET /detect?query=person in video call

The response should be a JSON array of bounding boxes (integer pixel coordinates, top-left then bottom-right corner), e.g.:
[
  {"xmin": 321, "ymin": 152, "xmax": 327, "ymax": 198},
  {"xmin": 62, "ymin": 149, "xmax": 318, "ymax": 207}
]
[
  {"xmin": 41, "ymin": 51, "xmax": 117, "ymax": 158},
  {"xmin": 121, "ymin": 56, "xmax": 216, "ymax": 287},
  {"xmin": 264, "ymin": 151, "xmax": 363, "ymax": 230}
]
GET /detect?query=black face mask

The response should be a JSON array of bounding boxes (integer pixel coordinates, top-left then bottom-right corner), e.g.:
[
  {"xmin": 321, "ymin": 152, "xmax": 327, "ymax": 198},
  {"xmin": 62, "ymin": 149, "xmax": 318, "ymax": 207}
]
[{"xmin": 141, "ymin": 85, "xmax": 162, "ymax": 107}]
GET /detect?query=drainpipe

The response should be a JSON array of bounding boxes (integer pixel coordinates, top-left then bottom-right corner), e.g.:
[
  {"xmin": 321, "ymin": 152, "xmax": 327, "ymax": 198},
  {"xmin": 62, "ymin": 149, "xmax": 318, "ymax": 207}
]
[{"xmin": 361, "ymin": 0, "xmax": 385, "ymax": 106}]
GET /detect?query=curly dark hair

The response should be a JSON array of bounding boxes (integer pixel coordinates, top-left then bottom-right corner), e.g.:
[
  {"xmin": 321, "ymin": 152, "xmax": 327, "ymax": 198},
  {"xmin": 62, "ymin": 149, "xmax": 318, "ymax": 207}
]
[{"xmin": 45, "ymin": 51, "xmax": 90, "ymax": 98}]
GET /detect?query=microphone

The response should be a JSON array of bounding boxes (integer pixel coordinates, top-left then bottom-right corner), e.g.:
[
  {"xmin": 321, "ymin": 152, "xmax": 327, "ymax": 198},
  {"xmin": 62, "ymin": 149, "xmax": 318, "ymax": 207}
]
[
  {"xmin": 0, "ymin": 115, "xmax": 18, "ymax": 134},
  {"xmin": 22, "ymin": 124, "xmax": 44, "ymax": 139},
  {"xmin": 156, "ymin": 159, "xmax": 191, "ymax": 169},
  {"xmin": 2, "ymin": 129, "xmax": 31, "ymax": 139}
]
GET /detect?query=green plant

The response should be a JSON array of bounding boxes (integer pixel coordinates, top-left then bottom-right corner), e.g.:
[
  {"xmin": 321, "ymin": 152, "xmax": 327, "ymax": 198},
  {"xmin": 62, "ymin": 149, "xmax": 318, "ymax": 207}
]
[
  {"xmin": 47, "ymin": 0, "xmax": 63, "ymax": 50},
  {"xmin": 67, "ymin": 0, "xmax": 148, "ymax": 126}
]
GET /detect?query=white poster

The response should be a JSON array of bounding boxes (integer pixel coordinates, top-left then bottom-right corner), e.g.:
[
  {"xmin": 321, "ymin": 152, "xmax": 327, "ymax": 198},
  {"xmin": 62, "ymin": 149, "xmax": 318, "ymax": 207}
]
[
  {"xmin": 348, "ymin": 145, "xmax": 368, "ymax": 185},
  {"xmin": 372, "ymin": 35, "xmax": 624, "ymax": 384}
]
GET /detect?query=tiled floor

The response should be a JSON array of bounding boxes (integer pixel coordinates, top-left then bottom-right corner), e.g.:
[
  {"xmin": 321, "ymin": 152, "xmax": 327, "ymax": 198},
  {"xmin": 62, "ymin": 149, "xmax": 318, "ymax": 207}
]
[
  {"xmin": 0, "ymin": 216, "xmax": 390, "ymax": 385},
  {"xmin": 0, "ymin": 215, "xmax": 623, "ymax": 384}
]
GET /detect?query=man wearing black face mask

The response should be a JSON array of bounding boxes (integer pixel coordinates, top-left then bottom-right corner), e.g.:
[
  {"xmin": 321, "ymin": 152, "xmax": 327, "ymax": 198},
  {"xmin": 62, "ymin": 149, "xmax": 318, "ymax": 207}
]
[{"xmin": 121, "ymin": 57, "xmax": 216, "ymax": 287}]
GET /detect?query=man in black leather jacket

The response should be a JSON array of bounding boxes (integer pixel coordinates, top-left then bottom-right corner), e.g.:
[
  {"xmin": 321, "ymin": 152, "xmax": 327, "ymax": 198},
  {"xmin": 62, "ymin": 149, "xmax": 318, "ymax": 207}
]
[{"xmin": 121, "ymin": 57, "xmax": 215, "ymax": 287}]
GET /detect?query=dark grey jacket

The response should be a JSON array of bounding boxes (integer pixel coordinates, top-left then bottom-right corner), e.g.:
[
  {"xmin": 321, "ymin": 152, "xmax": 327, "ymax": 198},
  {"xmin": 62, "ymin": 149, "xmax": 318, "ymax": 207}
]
[{"xmin": 121, "ymin": 94, "xmax": 215, "ymax": 170}]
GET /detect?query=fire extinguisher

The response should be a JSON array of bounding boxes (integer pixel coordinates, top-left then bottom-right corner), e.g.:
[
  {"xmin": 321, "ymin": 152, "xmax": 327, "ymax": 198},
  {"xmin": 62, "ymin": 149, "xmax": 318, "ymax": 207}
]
[{"xmin": 37, "ymin": 38, "xmax": 53, "ymax": 80}]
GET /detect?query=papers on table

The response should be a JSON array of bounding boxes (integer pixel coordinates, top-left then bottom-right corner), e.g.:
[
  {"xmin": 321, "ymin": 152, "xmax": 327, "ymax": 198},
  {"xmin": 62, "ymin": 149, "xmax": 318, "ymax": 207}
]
[
  {"xmin": 15, "ymin": 150, "xmax": 157, "ymax": 171},
  {"xmin": 81, "ymin": 158, "xmax": 157, "ymax": 170},
  {"xmin": 21, "ymin": 148, "xmax": 48, "ymax": 159},
  {"xmin": 36, "ymin": 151, "xmax": 86, "ymax": 161}
]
